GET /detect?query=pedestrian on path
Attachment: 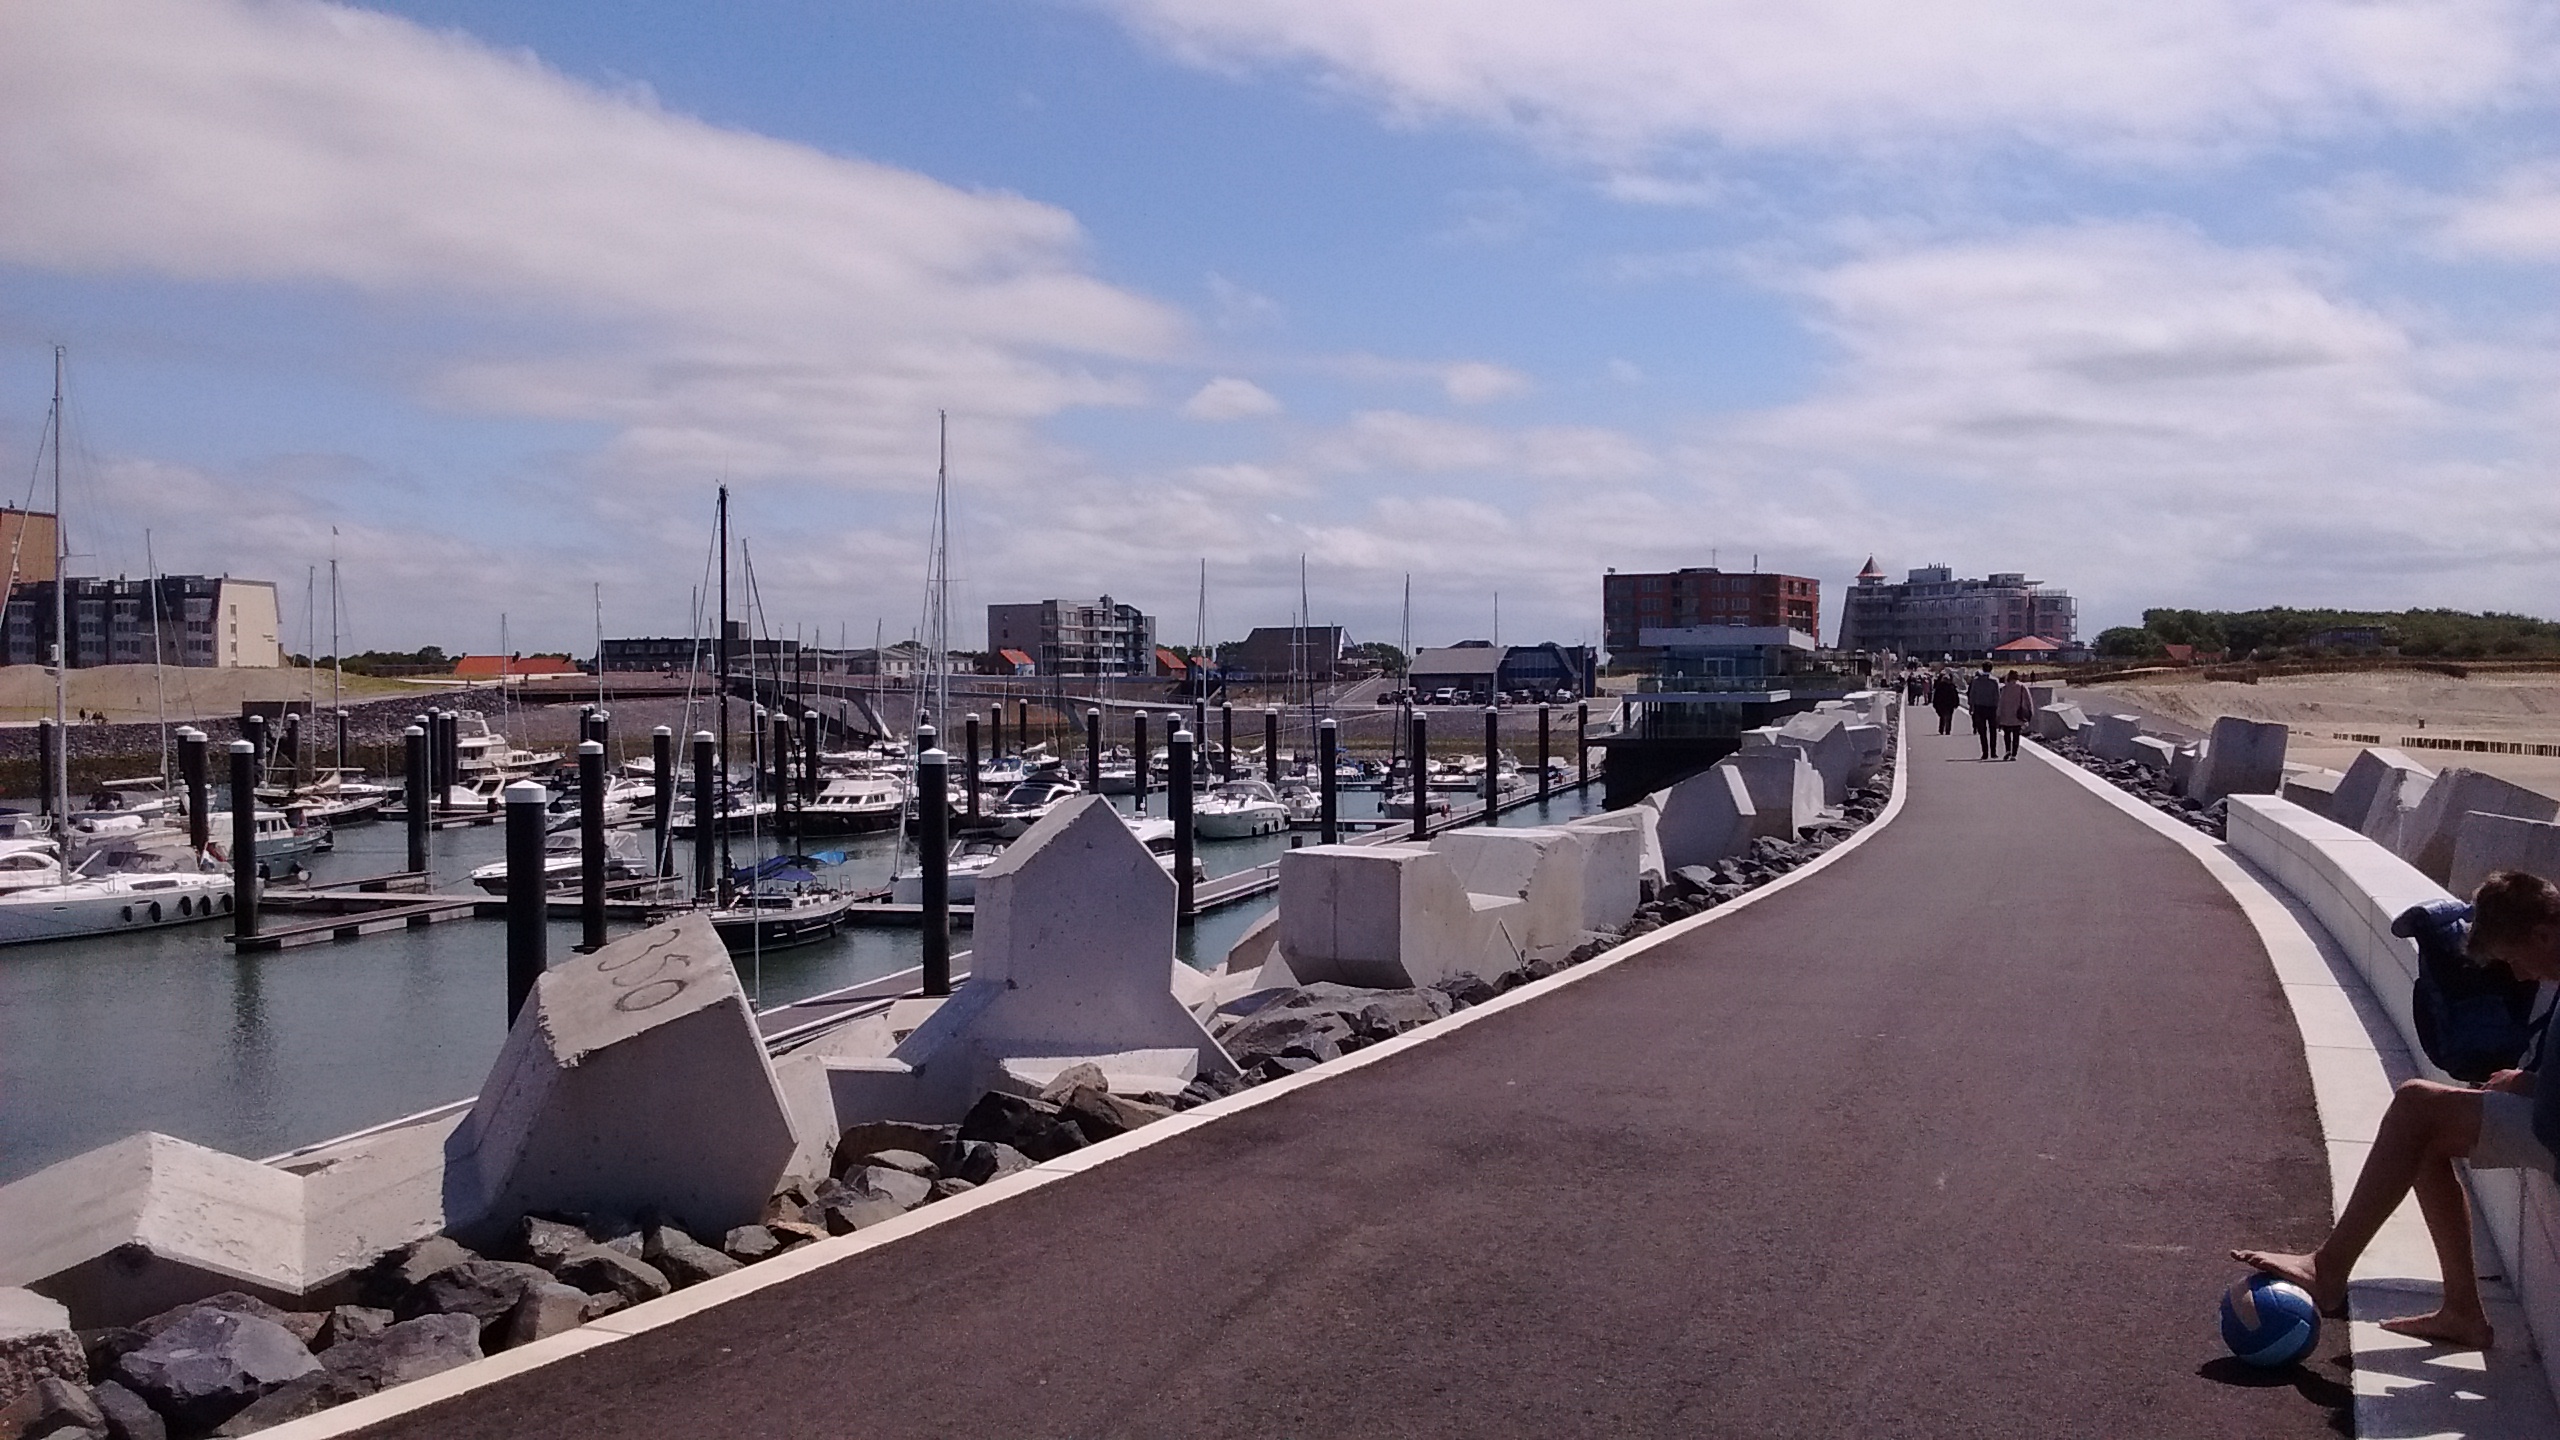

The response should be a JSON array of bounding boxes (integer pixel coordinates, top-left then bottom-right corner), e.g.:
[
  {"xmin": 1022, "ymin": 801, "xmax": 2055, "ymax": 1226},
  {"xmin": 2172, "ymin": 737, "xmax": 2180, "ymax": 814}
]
[
  {"xmin": 1930, "ymin": 670, "xmax": 1960, "ymax": 735},
  {"xmin": 1996, "ymin": 671, "xmax": 2034, "ymax": 760},
  {"xmin": 2234, "ymin": 870, "xmax": 2560, "ymax": 1352},
  {"xmin": 1966, "ymin": 663, "xmax": 2001, "ymax": 760}
]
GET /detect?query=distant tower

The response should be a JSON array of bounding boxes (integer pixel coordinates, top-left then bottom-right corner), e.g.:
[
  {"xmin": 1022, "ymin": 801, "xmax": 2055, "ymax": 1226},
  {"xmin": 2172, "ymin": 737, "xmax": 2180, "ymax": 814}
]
[{"xmin": 1856, "ymin": 556, "xmax": 1886, "ymax": 586}]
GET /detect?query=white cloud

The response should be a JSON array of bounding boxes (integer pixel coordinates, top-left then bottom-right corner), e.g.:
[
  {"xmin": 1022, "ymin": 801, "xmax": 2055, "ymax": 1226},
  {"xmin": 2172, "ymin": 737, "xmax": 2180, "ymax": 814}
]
[
  {"xmin": 1441, "ymin": 361, "xmax": 1532, "ymax": 404},
  {"xmin": 0, "ymin": 0, "xmax": 1183, "ymax": 502},
  {"xmin": 2436, "ymin": 163, "xmax": 2560, "ymax": 261},
  {"xmin": 1106, "ymin": 0, "xmax": 2555, "ymax": 162},
  {"xmin": 1183, "ymin": 376, "xmax": 1284, "ymax": 420}
]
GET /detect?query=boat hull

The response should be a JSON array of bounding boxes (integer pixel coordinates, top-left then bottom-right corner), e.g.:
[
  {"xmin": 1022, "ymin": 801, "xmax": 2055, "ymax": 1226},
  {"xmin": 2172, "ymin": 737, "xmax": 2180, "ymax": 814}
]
[
  {"xmin": 0, "ymin": 875, "xmax": 236, "ymax": 946},
  {"xmin": 711, "ymin": 893, "xmax": 855, "ymax": 953}
]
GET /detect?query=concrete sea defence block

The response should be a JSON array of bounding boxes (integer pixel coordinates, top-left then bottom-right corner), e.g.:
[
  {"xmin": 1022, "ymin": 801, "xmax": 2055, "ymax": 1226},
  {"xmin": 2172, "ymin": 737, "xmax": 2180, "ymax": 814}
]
[
  {"xmin": 2091, "ymin": 714, "xmax": 2142, "ymax": 761},
  {"xmin": 1843, "ymin": 724, "xmax": 1885, "ymax": 781},
  {"xmin": 879, "ymin": 798, "xmax": 1237, "ymax": 1117},
  {"xmin": 2027, "ymin": 685, "xmax": 2059, "ymax": 711},
  {"xmin": 1278, "ymin": 842, "xmax": 1497, "ymax": 991},
  {"xmin": 2032, "ymin": 703, "xmax": 2085, "ymax": 741},
  {"xmin": 1645, "ymin": 767, "xmax": 1757, "ymax": 874},
  {"xmin": 997, "ymin": 1050, "xmax": 1200, "ymax": 1098},
  {"xmin": 2279, "ymin": 769, "xmax": 2342, "ymax": 821},
  {"xmin": 2167, "ymin": 743, "xmax": 2201, "ymax": 796},
  {"xmin": 2450, "ymin": 812, "xmax": 2560, "ymax": 902},
  {"xmin": 1738, "ymin": 726, "xmax": 1783, "ymax": 749},
  {"xmin": 1560, "ymin": 811, "xmax": 1645, "ymax": 931},
  {"xmin": 2396, "ymin": 768, "xmax": 2560, "ymax": 884},
  {"xmin": 2333, "ymin": 747, "xmax": 2435, "ymax": 839},
  {"xmin": 0, "ymin": 1287, "xmax": 83, "ymax": 1411},
  {"xmin": 451, "ymin": 910, "xmax": 798, "ymax": 1244},
  {"xmin": 2190, "ymin": 716, "xmax": 2287, "ymax": 804},
  {"xmin": 1772, "ymin": 712, "xmax": 1855, "ymax": 807},
  {"xmin": 2128, "ymin": 736, "xmax": 2178, "ymax": 773},
  {"xmin": 1432, "ymin": 826, "xmax": 1592, "ymax": 962},
  {"xmin": 1720, "ymin": 748, "xmax": 1821, "ymax": 840},
  {"xmin": 0, "ymin": 1132, "xmax": 309, "ymax": 1328}
]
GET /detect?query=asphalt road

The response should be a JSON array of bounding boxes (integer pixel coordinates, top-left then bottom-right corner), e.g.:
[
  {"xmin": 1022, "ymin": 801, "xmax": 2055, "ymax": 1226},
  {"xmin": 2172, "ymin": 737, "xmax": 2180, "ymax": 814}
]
[{"xmin": 364, "ymin": 713, "xmax": 2347, "ymax": 1438}]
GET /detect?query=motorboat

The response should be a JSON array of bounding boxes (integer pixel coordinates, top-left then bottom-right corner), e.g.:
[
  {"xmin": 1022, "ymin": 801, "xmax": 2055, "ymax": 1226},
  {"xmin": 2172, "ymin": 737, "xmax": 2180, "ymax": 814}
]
[
  {"xmin": 544, "ymin": 776, "xmax": 653, "ymax": 832},
  {"xmin": 0, "ymin": 838, "xmax": 67, "ymax": 894},
  {"xmin": 452, "ymin": 712, "xmax": 559, "ymax": 780},
  {"xmin": 1380, "ymin": 791, "xmax": 1453, "ymax": 820},
  {"xmin": 1193, "ymin": 778, "xmax": 1289, "ymax": 839},
  {"xmin": 709, "ymin": 887, "xmax": 856, "ymax": 953},
  {"xmin": 1123, "ymin": 814, "xmax": 1205, "ymax": 884},
  {"xmin": 468, "ymin": 829, "xmax": 649, "ymax": 895},
  {"xmin": 799, "ymin": 773, "xmax": 906, "ymax": 836},
  {"xmin": 1276, "ymin": 781, "xmax": 1322, "ymax": 824},
  {"xmin": 668, "ymin": 795, "xmax": 779, "ymax": 837},
  {"xmin": 890, "ymin": 836, "xmax": 1008, "ymax": 905},
  {"xmin": 0, "ymin": 841, "xmax": 234, "ymax": 946},
  {"xmin": 205, "ymin": 808, "xmax": 334, "ymax": 861},
  {"xmin": 987, "ymin": 776, "xmax": 1083, "ymax": 838}
]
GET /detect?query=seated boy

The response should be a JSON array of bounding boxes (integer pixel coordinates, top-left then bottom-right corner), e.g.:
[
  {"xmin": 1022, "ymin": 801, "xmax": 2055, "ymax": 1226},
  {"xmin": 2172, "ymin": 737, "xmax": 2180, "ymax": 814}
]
[{"xmin": 2232, "ymin": 869, "xmax": 2560, "ymax": 1350}]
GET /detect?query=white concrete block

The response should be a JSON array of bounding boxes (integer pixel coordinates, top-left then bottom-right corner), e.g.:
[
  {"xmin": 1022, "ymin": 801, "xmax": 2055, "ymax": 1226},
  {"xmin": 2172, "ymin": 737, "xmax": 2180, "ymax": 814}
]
[
  {"xmin": 2129, "ymin": 736, "xmax": 2178, "ymax": 773},
  {"xmin": 2191, "ymin": 716, "xmax": 2288, "ymax": 803},
  {"xmin": 451, "ymin": 910, "xmax": 798, "ymax": 1243},
  {"xmin": 1221, "ymin": 907, "xmax": 1280, "ymax": 979},
  {"xmin": 0, "ymin": 1133, "xmax": 308, "ymax": 1327},
  {"xmin": 1278, "ymin": 842, "xmax": 1498, "ymax": 990},
  {"xmin": 1771, "ymin": 712, "xmax": 1856, "ymax": 807},
  {"xmin": 2032, "ymin": 703, "xmax": 2086, "ymax": 741},
  {"xmin": 2280, "ymin": 769, "xmax": 2343, "ymax": 821},
  {"xmin": 2449, "ymin": 812, "xmax": 2560, "ymax": 902},
  {"xmin": 1432, "ymin": 826, "xmax": 1591, "ymax": 962},
  {"xmin": 879, "ymin": 797, "xmax": 1238, "ymax": 1116},
  {"xmin": 1843, "ymin": 723, "xmax": 1886, "ymax": 781},
  {"xmin": 1561, "ymin": 812, "xmax": 1644, "ymax": 932},
  {"xmin": 1646, "ymin": 767, "xmax": 1757, "ymax": 873},
  {"xmin": 2027, "ymin": 685, "xmax": 2060, "ymax": 710},
  {"xmin": 2091, "ymin": 714, "xmax": 2142, "ymax": 761},
  {"xmin": 2167, "ymin": 743, "xmax": 2201, "ymax": 796},
  {"xmin": 2333, "ymin": 748, "xmax": 2434, "ymax": 838},
  {"xmin": 2396, "ymin": 768, "xmax": 2560, "ymax": 884},
  {"xmin": 1572, "ymin": 805, "xmax": 1662, "ymax": 893},
  {"xmin": 1738, "ymin": 726, "xmax": 1783, "ymax": 749},
  {"xmin": 1720, "ymin": 748, "xmax": 1821, "ymax": 839},
  {"xmin": 997, "ymin": 1050, "xmax": 1200, "ymax": 1097}
]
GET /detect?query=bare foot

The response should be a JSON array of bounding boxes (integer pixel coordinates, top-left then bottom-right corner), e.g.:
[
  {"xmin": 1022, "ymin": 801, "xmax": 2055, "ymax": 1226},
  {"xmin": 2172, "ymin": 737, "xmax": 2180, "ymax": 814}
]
[
  {"xmin": 2229, "ymin": 1248, "xmax": 2347, "ymax": 1316},
  {"xmin": 2380, "ymin": 1309, "xmax": 2495, "ymax": 1349}
]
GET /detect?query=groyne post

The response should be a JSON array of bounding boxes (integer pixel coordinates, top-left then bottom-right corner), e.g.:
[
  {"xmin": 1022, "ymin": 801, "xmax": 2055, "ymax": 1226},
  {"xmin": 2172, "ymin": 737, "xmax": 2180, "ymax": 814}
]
[
  {"xmin": 229, "ymin": 740, "xmax": 259, "ymax": 940},
  {"xmin": 402, "ymin": 725, "xmax": 428, "ymax": 875},
  {"xmin": 579, "ymin": 739, "xmax": 606, "ymax": 952},
  {"xmin": 1318, "ymin": 717, "xmax": 1339, "ymax": 845},
  {"xmin": 918, "ymin": 744, "xmax": 950, "ymax": 996},
  {"xmin": 504, "ymin": 779, "xmax": 547, "ymax": 1023},
  {"xmin": 1170, "ymin": 725, "xmax": 1196, "ymax": 920}
]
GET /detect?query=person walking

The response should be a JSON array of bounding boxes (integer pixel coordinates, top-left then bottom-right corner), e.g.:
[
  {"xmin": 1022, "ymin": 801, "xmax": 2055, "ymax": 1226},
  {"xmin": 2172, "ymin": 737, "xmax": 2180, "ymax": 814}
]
[
  {"xmin": 1929, "ymin": 670, "xmax": 1960, "ymax": 735},
  {"xmin": 1966, "ymin": 663, "xmax": 2001, "ymax": 760},
  {"xmin": 1996, "ymin": 670, "xmax": 2034, "ymax": 760}
]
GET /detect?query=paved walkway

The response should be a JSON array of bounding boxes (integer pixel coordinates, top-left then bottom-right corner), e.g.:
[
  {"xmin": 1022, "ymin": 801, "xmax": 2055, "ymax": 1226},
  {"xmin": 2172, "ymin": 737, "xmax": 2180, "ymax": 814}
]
[{"xmin": 365, "ymin": 714, "xmax": 2347, "ymax": 1438}]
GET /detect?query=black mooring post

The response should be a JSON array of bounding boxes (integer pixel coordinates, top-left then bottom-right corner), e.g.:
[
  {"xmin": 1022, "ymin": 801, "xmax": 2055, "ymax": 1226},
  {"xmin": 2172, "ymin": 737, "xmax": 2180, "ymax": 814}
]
[
  {"xmin": 229, "ymin": 741, "xmax": 259, "ymax": 940},
  {"xmin": 591, "ymin": 707, "xmax": 612, "ymax": 749},
  {"xmin": 1264, "ymin": 707, "xmax": 1280, "ymax": 785},
  {"xmin": 432, "ymin": 711, "xmax": 453, "ymax": 814},
  {"xmin": 1482, "ymin": 705, "xmax": 1500, "ymax": 825},
  {"xmin": 403, "ymin": 725, "xmax": 429, "ymax": 874},
  {"xmin": 771, "ymin": 711, "xmax": 794, "ymax": 848},
  {"xmin": 35, "ymin": 718, "xmax": 56, "ymax": 819},
  {"xmin": 243, "ymin": 713, "xmax": 269, "ymax": 791},
  {"xmin": 579, "ymin": 740, "xmax": 606, "ymax": 952},
  {"xmin": 1170, "ymin": 726, "xmax": 1196, "ymax": 920},
  {"xmin": 1017, "ymin": 701, "xmax": 1030, "ymax": 758},
  {"xmin": 179, "ymin": 727, "xmax": 209, "ymax": 855},
  {"xmin": 651, "ymin": 726, "xmax": 675, "ymax": 875},
  {"xmin": 1538, "ymin": 703, "xmax": 1553, "ymax": 803},
  {"xmin": 1132, "ymin": 712, "xmax": 1149, "ymax": 816},
  {"xmin": 1219, "ymin": 702, "xmax": 1234, "ymax": 780},
  {"xmin": 1410, "ymin": 712, "xmax": 1430, "ymax": 841},
  {"xmin": 800, "ymin": 710, "xmax": 819, "ymax": 804},
  {"xmin": 505, "ymin": 779, "xmax": 548, "ymax": 1024},
  {"xmin": 1192, "ymin": 698, "xmax": 1206, "ymax": 756},
  {"xmin": 1085, "ymin": 708, "xmax": 1102, "ymax": 792},
  {"xmin": 1578, "ymin": 701, "xmax": 1590, "ymax": 790},
  {"xmin": 965, "ymin": 714, "xmax": 982, "ymax": 822},
  {"xmin": 1318, "ymin": 717, "xmax": 1339, "ymax": 845},
  {"xmin": 918, "ymin": 745, "xmax": 950, "ymax": 996},
  {"xmin": 334, "ymin": 708, "xmax": 348, "ymax": 774},
  {"xmin": 989, "ymin": 704, "xmax": 1003, "ymax": 762},
  {"xmin": 281, "ymin": 711, "xmax": 302, "ymax": 791},
  {"xmin": 690, "ymin": 731, "xmax": 716, "ymax": 899}
]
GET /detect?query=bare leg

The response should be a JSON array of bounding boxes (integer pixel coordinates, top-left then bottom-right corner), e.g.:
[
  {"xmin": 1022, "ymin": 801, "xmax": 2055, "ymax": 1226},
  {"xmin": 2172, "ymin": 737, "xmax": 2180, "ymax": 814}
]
[
  {"xmin": 2378, "ymin": 1154, "xmax": 2496, "ymax": 1347},
  {"xmin": 2232, "ymin": 1081, "xmax": 2484, "ymax": 1331}
]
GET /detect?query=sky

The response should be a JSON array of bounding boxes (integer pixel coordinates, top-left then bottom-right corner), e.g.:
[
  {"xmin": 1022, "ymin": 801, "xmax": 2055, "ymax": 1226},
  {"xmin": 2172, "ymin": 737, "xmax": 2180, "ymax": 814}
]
[{"xmin": 3, "ymin": 0, "xmax": 2557, "ymax": 658}]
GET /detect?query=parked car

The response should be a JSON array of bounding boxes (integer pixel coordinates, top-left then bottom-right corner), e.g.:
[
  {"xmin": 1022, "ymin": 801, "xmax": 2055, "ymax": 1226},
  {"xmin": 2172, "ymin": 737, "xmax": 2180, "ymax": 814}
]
[{"xmin": 1431, "ymin": 687, "xmax": 1456, "ymax": 705}]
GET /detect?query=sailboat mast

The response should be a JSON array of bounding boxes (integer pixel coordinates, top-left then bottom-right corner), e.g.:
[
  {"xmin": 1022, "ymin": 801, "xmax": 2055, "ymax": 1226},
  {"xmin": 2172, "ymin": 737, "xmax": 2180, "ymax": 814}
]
[
  {"xmin": 147, "ymin": 530, "xmax": 169, "ymax": 783},
  {"xmin": 329, "ymin": 551, "xmax": 343, "ymax": 770},
  {"xmin": 49, "ymin": 346, "xmax": 67, "ymax": 817},
  {"xmin": 716, "ymin": 485, "xmax": 732, "ymax": 901}
]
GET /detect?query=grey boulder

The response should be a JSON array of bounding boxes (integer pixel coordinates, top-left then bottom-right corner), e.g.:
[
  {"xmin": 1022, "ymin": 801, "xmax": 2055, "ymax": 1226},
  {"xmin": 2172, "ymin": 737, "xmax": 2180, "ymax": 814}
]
[{"xmin": 110, "ymin": 1309, "xmax": 320, "ymax": 1435}]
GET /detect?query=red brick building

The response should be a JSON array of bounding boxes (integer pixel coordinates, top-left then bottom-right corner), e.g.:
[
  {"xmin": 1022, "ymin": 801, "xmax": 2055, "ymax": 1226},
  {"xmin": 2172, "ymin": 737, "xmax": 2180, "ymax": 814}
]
[{"xmin": 1602, "ymin": 567, "xmax": 1821, "ymax": 662}]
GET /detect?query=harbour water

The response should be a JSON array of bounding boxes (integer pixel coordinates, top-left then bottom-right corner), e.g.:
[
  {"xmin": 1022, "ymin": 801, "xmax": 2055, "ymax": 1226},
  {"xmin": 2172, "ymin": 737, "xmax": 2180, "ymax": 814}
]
[{"xmin": 0, "ymin": 782, "xmax": 1604, "ymax": 1183}]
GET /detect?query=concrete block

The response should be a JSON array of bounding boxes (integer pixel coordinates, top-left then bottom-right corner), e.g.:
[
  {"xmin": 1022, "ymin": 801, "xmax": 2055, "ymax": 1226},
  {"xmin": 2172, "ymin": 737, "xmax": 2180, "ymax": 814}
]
[
  {"xmin": 1222, "ymin": 908, "xmax": 1280, "ymax": 980},
  {"xmin": 1738, "ymin": 726, "xmax": 1783, "ymax": 749},
  {"xmin": 2278, "ymin": 768, "xmax": 2342, "ymax": 820},
  {"xmin": 2167, "ymin": 743, "xmax": 2201, "ymax": 796},
  {"xmin": 881, "ymin": 797, "xmax": 1238, "ymax": 1116},
  {"xmin": 1842, "ymin": 724, "xmax": 1886, "ymax": 781},
  {"xmin": 451, "ymin": 911, "xmax": 798, "ymax": 1244},
  {"xmin": 2032, "ymin": 703, "xmax": 2086, "ymax": 741},
  {"xmin": 1720, "ymin": 748, "xmax": 1822, "ymax": 839},
  {"xmin": 2396, "ymin": 768, "xmax": 2560, "ymax": 884},
  {"xmin": 1432, "ymin": 826, "xmax": 1592, "ymax": 962},
  {"xmin": 1771, "ymin": 712, "xmax": 1855, "ymax": 807},
  {"xmin": 2330, "ymin": 747, "xmax": 2432, "ymax": 842},
  {"xmin": 1561, "ymin": 813, "xmax": 1644, "ymax": 932},
  {"xmin": 1278, "ymin": 842, "xmax": 1498, "ymax": 991},
  {"xmin": 2449, "ymin": 812, "xmax": 2560, "ymax": 902},
  {"xmin": 1645, "ymin": 767, "xmax": 1757, "ymax": 873},
  {"xmin": 2128, "ymin": 736, "xmax": 2177, "ymax": 773},
  {"xmin": 2027, "ymin": 685, "xmax": 2059, "ymax": 711},
  {"xmin": 2091, "ymin": 714, "xmax": 2142, "ymax": 761},
  {"xmin": 2190, "ymin": 716, "xmax": 2288, "ymax": 804},
  {"xmin": 1570, "ymin": 805, "xmax": 1662, "ymax": 894},
  {"xmin": 997, "ymin": 1050, "xmax": 1200, "ymax": 1098},
  {"xmin": 0, "ymin": 1133, "xmax": 308, "ymax": 1328}
]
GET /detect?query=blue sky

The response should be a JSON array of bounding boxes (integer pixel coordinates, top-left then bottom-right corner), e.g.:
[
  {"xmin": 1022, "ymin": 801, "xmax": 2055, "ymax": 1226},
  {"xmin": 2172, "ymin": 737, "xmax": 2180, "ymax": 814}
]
[{"xmin": 3, "ymin": 0, "xmax": 2556, "ymax": 657}]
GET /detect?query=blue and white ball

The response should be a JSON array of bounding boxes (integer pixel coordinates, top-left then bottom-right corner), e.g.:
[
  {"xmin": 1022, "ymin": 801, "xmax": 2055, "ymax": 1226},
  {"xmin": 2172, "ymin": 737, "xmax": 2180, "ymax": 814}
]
[{"xmin": 2221, "ymin": 1274, "xmax": 2320, "ymax": 1368}]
